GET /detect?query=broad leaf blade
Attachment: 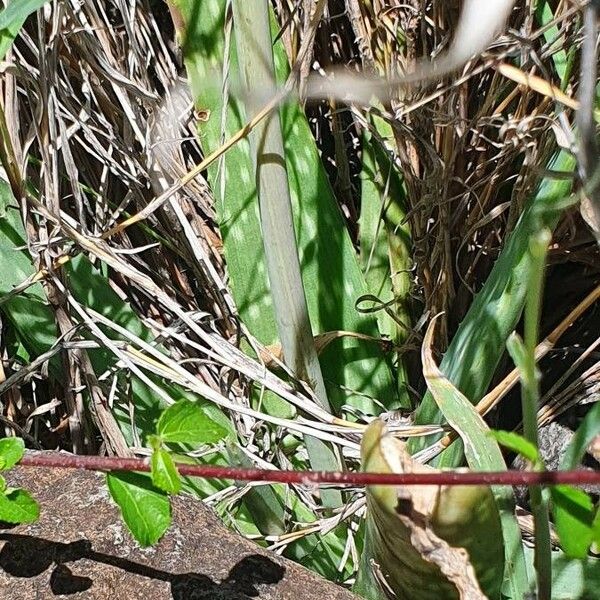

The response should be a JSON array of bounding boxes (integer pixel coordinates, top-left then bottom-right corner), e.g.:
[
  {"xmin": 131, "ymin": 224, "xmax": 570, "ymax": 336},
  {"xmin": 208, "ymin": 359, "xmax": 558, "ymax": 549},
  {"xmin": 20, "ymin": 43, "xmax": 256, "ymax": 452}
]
[
  {"xmin": 172, "ymin": 0, "xmax": 397, "ymax": 415},
  {"xmin": 157, "ymin": 399, "xmax": 227, "ymax": 445},
  {"xmin": 561, "ymin": 400, "xmax": 600, "ymax": 469},
  {"xmin": 0, "ymin": 437, "xmax": 24, "ymax": 471},
  {"xmin": 0, "ymin": 488, "xmax": 39, "ymax": 523},
  {"xmin": 490, "ymin": 430, "xmax": 540, "ymax": 465},
  {"xmin": 359, "ymin": 117, "xmax": 412, "ymax": 409},
  {"xmin": 106, "ymin": 472, "xmax": 171, "ymax": 547},
  {"xmin": 523, "ymin": 546, "xmax": 600, "ymax": 599},
  {"xmin": 550, "ymin": 485, "xmax": 595, "ymax": 559},
  {"xmin": 358, "ymin": 420, "xmax": 503, "ymax": 600},
  {"xmin": 0, "ymin": 0, "xmax": 49, "ymax": 60},
  {"xmin": 422, "ymin": 318, "xmax": 508, "ymax": 471},
  {"xmin": 151, "ymin": 449, "xmax": 182, "ymax": 495},
  {"xmin": 0, "ymin": 181, "xmax": 57, "ymax": 355},
  {"xmin": 231, "ymin": 0, "xmax": 342, "ymax": 509},
  {"xmin": 0, "ymin": 0, "xmax": 49, "ymax": 28},
  {"xmin": 421, "ymin": 318, "xmax": 528, "ymax": 600},
  {"xmin": 409, "ymin": 150, "xmax": 576, "ymax": 466}
]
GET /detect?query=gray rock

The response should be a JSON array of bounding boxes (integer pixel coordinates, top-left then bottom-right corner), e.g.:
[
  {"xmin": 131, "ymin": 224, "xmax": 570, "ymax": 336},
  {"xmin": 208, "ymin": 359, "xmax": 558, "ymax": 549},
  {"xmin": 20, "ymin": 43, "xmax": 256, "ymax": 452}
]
[{"xmin": 0, "ymin": 457, "xmax": 358, "ymax": 599}]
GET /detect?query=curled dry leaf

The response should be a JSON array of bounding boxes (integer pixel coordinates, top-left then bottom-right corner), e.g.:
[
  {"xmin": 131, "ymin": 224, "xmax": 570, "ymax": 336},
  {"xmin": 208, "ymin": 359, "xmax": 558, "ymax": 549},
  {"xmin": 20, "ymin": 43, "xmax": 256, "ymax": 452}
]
[{"xmin": 361, "ymin": 420, "xmax": 504, "ymax": 600}]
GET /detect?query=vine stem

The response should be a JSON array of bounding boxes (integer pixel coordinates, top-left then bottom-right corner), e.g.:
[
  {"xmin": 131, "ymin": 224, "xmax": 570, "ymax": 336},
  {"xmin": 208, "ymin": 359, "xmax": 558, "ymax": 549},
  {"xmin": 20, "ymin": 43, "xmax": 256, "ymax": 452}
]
[
  {"xmin": 522, "ymin": 229, "xmax": 553, "ymax": 600},
  {"xmin": 17, "ymin": 453, "xmax": 600, "ymax": 487}
]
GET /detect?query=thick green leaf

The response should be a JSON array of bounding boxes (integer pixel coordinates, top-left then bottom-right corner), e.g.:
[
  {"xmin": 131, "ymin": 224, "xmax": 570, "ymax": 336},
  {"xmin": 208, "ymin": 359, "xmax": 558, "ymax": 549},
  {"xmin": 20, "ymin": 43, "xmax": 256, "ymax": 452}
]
[
  {"xmin": 550, "ymin": 485, "xmax": 595, "ymax": 559},
  {"xmin": 490, "ymin": 430, "xmax": 540, "ymax": 465},
  {"xmin": 357, "ymin": 420, "xmax": 504, "ymax": 600},
  {"xmin": 173, "ymin": 0, "xmax": 397, "ymax": 416},
  {"xmin": 0, "ymin": 0, "xmax": 49, "ymax": 61},
  {"xmin": 0, "ymin": 0, "xmax": 48, "ymax": 28},
  {"xmin": 0, "ymin": 437, "xmax": 24, "ymax": 471},
  {"xmin": 0, "ymin": 181, "xmax": 57, "ymax": 356},
  {"xmin": 106, "ymin": 472, "xmax": 171, "ymax": 547},
  {"xmin": 409, "ymin": 150, "xmax": 576, "ymax": 466},
  {"xmin": 422, "ymin": 320, "xmax": 510, "ymax": 472},
  {"xmin": 420, "ymin": 319, "xmax": 528, "ymax": 600},
  {"xmin": 151, "ymin": 448, "xmax": 182, "ymax": 495},
  {"xmin": 359, "ymin": 117, "xmax": 412, "ymax": 409},
  {"xmin": 0, "ymin": 488, "xmax": 39, "ymax": 523},
  {"xmin": 226, "ymin": 442, "xmax": 285, "ymax": 536},
  {"xmin": 230, "ymin": 0, "xmax": 342, "ymax": 510},
  {"xmin": 157, "ymin": 399, "xmax": 227, "ymax": 444},
  {"xmin": 0, "ymin": 474, "xmax": 5, "ymax": 492},
  {"xmin": 523, "ymin": 546, "xmax": 600, "ymax": 600}
]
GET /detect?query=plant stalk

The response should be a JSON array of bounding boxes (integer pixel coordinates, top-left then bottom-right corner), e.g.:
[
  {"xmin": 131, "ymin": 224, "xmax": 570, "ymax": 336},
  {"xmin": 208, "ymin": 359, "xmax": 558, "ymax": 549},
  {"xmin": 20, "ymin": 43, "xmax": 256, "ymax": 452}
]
[
  {"xmin": 522, "ymin": 229, "xmax": 552, "ymax": 600},
  {"xmin": 231, "ymin": 0, "xmax": 342, "ymax": 507},
  {"xmin": 17, "ymin": 452, "xmax": 600, "ymax": 486}
]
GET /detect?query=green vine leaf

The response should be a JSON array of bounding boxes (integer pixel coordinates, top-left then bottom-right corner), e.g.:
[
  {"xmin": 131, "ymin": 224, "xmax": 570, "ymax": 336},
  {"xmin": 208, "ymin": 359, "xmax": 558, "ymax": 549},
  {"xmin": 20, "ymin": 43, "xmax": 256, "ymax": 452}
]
[
  {"xmin": 157, "ymin": 400, "xmax": 226, "ymax": 445},
  {"xmin": 0, "ymin": 488, "xmax": 39, "ymax": 523},
  {"xmin": 0, "ymin": 438, "xmax": 25, "ymax": 471},
  {"xmin": 106, "ymin": 472, "xmax": 171, "ymax": 547},
  {"xmin": 151, "ymin": 449, "xmax": 181, "ymax": 495}
]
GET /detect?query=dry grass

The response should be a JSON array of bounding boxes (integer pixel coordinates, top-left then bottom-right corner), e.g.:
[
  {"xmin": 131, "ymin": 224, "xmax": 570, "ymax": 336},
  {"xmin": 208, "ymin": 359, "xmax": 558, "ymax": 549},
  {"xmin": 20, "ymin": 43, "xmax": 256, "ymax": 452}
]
[{"xmin": 0, "ymin": 0, "xmax": 598, "ymax": 583}]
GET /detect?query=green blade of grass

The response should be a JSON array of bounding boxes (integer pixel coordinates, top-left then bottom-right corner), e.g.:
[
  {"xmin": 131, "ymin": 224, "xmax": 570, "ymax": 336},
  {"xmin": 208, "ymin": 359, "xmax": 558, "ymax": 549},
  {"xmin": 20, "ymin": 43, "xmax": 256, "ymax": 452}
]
[
  {"xmin": 359, "ymin": 114, "xmax": 412, "ymax": 409},
  {"xmin": 419, "ymin": 316, "xmax": 528, "ymax": 600},
  {"xmin": 230, "ymin": 0, "xmax": 341, "ymax": 509},
  {"xmin": 408, "ymin": 149, "xmax": 576, "ymax": 467},
  {"xmin": 171, "ymin": 0, "xmax": 397, "ymax": 417},
  {"xmin": 535, "ymin": 2, "xmax": 577, "ymax": 89}
]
